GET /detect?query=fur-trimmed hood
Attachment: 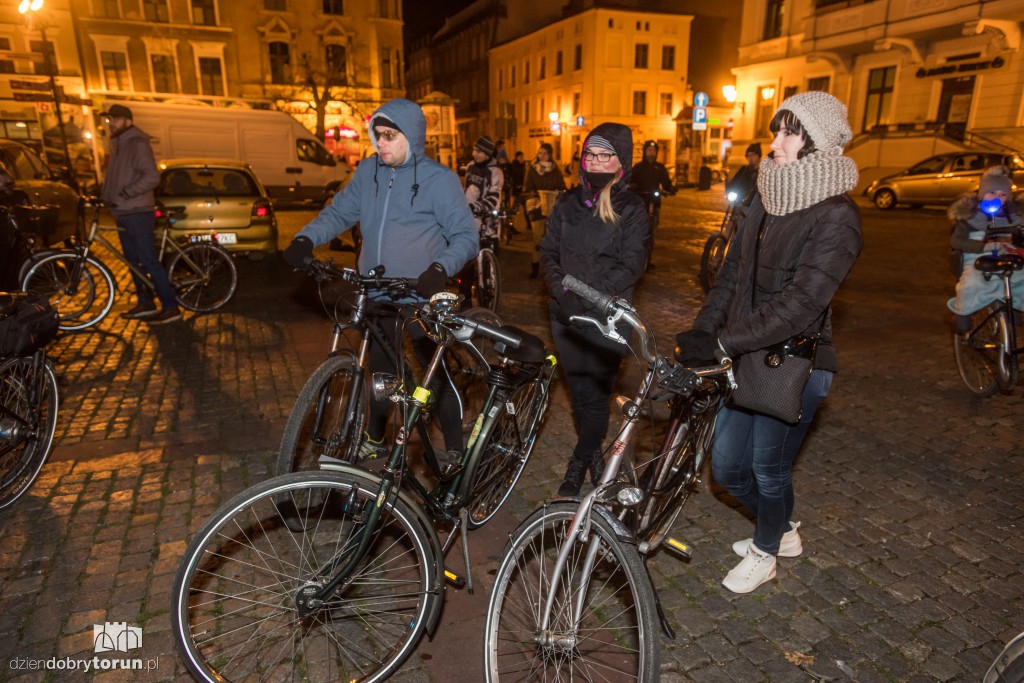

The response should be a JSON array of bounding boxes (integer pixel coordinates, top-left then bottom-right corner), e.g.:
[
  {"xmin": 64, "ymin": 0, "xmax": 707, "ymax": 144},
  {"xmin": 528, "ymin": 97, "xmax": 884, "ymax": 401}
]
[{"xmin": 948, "ymin": 192, "xmax": 1024, "ymax": 223}]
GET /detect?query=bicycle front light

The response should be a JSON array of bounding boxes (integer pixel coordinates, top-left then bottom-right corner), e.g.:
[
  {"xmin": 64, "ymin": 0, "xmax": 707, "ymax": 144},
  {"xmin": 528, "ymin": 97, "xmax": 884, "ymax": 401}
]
[
  {"xmin": 726, "ymin": 191, "xmax": 738, "ymax": 203},
  {"xmin": 372, "ymin": 373, "xmax": 402, "ymax": 401},
  {"xmin": 616, "ymin": 486, "xmax": 645, "ymax": 507}
]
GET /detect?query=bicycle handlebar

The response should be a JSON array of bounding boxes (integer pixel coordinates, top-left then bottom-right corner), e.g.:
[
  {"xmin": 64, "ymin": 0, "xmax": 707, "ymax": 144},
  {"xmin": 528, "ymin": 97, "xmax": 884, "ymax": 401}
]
[
  {"xmin": 444, "ymin": 313, "xmax": 522, "ymax": 349},
  {"xmin": 307, "ymin": 259, "xmax": 417, "ymax": 297}
]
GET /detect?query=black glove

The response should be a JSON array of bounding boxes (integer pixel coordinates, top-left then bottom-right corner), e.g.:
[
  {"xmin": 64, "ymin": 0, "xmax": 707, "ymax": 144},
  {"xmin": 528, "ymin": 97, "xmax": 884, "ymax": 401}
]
[
  {"xmin": 283, "ymin": 236, "xmax": 314, "ymax": 270},
  {"xmin": 674, "ymin": 329, "xmax": 718, "ymax": 366},
  {"xmin": 554, "ymin": 291, "xmax": 586, "ymax": 326},
  {"xmin": 416, "ymin": 262, "xmax": 448, "ymax": 298}
]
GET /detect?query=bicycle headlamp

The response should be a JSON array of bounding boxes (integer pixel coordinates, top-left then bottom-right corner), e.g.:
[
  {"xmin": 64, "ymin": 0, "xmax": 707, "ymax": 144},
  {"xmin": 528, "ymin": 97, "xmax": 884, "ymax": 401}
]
[
  {"xmin": 980, "ymin": 197, "xmax": 1003, "ymax": 217},
  {"xmin": 726, "ymin": 191, "xmax": 738, "ymax": 203},
  {"xmin": 372, "ymin": 372, "xmax": 402, "ymax": 401}
]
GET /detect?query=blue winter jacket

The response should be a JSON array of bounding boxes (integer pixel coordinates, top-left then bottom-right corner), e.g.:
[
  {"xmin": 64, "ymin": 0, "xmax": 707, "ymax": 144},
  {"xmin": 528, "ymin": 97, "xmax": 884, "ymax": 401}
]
[{"xmin": 297, "ymin": 98, "xmax": 478, "ymax": 280}]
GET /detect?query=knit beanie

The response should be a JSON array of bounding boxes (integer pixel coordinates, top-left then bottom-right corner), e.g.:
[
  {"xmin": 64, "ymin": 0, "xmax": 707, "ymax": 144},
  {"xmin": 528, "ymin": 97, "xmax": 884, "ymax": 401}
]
[
  {"xmin": 979, "ymin": 169, "xmax": 1013, "ymax": 198},
  {"xmin": 371, "ymin": 115, "xmax": 401, "ymax": 134},
  {"xmin": 777, "ymin": 91, "xmax": 852, "ymax": 155},
  {"xmin": 474, "ymin": 135, "xmax": 496, "ymax": 157},
  {"xmin": 745, "ymin": 142, "xmax": 762, "ymax": 157}
]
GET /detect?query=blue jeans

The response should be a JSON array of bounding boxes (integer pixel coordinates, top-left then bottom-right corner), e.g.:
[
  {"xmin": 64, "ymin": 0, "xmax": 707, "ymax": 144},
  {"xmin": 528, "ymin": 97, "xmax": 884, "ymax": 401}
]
[
  {"xmin": 116, "ymin": 211, "xmax": 178, "ymax": 311},
  {"xmin": 710, "ymin": 369, "xmax": 833, "ymax": 555}
]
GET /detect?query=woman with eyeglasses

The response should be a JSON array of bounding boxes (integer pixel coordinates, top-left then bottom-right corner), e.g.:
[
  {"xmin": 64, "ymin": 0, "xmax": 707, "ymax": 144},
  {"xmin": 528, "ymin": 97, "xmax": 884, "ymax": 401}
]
[
  {"xmin": 538, "ymin": 122, "xmax": 650, "ymax": 496},
  {"xmin": 523, "ymin": 142, "xmax": 566, "ymax": 279}
]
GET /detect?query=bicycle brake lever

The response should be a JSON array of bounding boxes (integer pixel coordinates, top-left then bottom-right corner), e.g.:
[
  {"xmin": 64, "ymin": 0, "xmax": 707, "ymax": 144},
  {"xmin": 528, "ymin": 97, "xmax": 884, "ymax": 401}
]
[{"xmin": 569, "ymin": 308, "xmax": 628, "ymax": 344}]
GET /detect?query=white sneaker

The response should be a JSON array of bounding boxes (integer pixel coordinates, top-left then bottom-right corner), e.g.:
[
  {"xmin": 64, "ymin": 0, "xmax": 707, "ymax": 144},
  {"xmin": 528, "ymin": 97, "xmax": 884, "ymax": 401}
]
[
  {"xmin": 732, "ymin": 521, "xmax": 802, "ymax": 558},
  {"xmin": 722, "ymin": 543, "xmax": 777, "ymax": 594}
]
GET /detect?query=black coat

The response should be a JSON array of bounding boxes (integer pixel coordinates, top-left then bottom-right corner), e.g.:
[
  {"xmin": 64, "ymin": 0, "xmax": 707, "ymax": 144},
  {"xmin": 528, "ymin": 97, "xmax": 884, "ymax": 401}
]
[{"xmin": 694, "ymin": 193, "xmax": 862, "ymax": 371}]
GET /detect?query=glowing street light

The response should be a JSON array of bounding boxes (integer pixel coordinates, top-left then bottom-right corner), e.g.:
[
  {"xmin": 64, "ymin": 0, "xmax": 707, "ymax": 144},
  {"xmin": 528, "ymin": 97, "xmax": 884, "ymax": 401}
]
[
  {"xmin": 722, "ymin": 85, "xmax": 737, "ymax": 103},
  {"xmin": 761, "ymin": 86, "xmax": 776, "ymax": 101}
]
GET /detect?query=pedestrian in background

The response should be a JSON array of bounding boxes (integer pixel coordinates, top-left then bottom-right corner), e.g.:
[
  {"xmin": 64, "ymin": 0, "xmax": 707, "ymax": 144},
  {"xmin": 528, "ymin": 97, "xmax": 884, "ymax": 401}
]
[
  {"xmin": 100, "ymin": 104, "xmax": 181, "ymax": 324},
  {"xmin": 539, "ymin": 122, "xmax": 650, "ymax": 496},
  {"xmin": 629, "ymin": 139, "xmax": 676, "ymax": 270},
  {"xmin": 283, "ymin": 98, "xmax": 478, "ymax": 467},
  {"xmin": 675, "ymin": 92, "xmax": 862, "ymax": 593},
  {"xmin": 524, "ymin": 142, "xmax": 566, "ymax": 279},
  {"xmin": 726, "ymin": 142, "xmax": 763, "ymax": 211}
]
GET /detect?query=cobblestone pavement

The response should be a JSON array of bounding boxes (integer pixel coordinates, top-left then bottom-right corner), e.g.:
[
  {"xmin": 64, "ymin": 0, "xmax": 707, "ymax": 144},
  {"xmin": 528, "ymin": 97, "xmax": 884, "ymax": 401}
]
[{"xmin": 1, "ymin": 190, "xmax": 1021, "ymax": 682}]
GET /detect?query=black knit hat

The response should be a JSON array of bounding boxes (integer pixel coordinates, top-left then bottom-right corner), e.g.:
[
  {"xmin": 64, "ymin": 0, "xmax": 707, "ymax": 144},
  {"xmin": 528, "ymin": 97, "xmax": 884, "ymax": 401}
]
[
  {"xmin": 474, "ymin": 135, "xmax": 496, "ymax": 157},
  {"xmin": 371, "ymin": 115, "xmax": 402, "ymax": 134},
  {"xmin": 745, "ymin": 142, "xmax": 762, "ymax": 157}
]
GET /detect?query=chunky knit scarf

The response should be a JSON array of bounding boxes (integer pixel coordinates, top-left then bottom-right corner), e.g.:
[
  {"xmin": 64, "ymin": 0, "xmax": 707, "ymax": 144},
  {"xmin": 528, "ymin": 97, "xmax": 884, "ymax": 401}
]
[{"xmin": 756, "ymin": 152, "xmax": 859, "ymax": 216}]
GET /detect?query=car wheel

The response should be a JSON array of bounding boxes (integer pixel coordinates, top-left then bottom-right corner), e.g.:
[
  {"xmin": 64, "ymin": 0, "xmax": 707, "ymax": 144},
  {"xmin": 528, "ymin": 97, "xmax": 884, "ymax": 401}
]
[{"xmin": 874, "ymin": 188, "xmax": 896, "ymax": 210}]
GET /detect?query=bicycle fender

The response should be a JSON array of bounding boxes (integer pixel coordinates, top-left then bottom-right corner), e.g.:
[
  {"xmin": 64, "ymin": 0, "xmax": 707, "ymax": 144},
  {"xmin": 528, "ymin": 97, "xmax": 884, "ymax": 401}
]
[
  {"xmin": 317, "ymin": 460, "xmax": 447, "ymax": 636},
  {"xmin": 17, "ymin": 249, "xmax": 63, "ymax": 284},
  {"xmin": 549, "ymin": 497, "xmax": 638, "ymax": 545}
]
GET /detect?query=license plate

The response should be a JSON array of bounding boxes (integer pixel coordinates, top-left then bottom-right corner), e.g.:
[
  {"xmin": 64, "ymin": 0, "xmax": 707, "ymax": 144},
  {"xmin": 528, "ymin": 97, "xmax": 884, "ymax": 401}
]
[
  {"xmin": 215, "ymin": 233, "xmax": 237, "ymax": 245},
  {"xmin": 187, "ymin": 233, "xmax": 214, "ymax": 244}
]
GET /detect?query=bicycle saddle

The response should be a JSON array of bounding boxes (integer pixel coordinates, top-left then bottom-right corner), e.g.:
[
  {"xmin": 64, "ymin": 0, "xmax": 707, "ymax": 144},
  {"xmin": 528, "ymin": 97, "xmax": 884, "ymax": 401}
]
[
  {"xmin": 975, "ymin": 254, "xmax": 1024, "ymax": 273},
  {"xmin": 494, "ymin": 325, "xmax": 547, "ymax": 364}
]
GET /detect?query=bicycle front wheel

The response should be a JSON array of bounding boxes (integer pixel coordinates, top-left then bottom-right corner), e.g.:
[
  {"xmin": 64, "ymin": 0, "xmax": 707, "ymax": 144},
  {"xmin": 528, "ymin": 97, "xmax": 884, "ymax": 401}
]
[
  {"xmin": 485, "ymin": 502, "xmax": 660, "ymax": 682},
  {"xmin": 168, "ymin": 243, "xmax": 237, "ymax": 312},
  {"xmin": 468, "ymin": 376, "xmax": 549, "ymax": 528},
  {"xmin": 21, "ymin": 253, "xmax": 115, "ymax": 331},
  {"xmin": 954, "ymin": 305, "xmax": 1009, "ymax": 397},
  {"xmin": 699, "ymin": 232, "xmax": 728, "ymax": 294},
  {"xmin": 473, "ymin": 248, "xmax": 501, "ymax": 312},
  {"xmin": 172, "ymin": 471, "xmax": 436, "ymax": 683},
  {"xmin": 0, "ymin": 356, "xmax": 59, "ymax": 508},
  {"xmin": 276, "ymin": 355, "xmax": 365, "ymax": 475}
]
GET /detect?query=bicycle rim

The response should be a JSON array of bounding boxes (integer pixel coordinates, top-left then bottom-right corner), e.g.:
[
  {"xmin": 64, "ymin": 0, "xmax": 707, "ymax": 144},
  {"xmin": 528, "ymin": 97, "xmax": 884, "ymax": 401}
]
[
  {"xmin": 468, "ymin": 378, "xmax": 548, "ymax": 528},
  {"xmin": 475, "ymin": 249, "xmax": 501, "ymax": 312},
  {"xmin": 996, "ymin": 311, "xmax": 1018, "ymax": 391},
  {"xmin": 699, "ymin": 234, "xmax": 728, "ymax": 294},
  {"xmin": 0, "ymin": 357, "xmax": 59, "ymax": 508},
  {"xmin": 172, "ymin": 472, "xmax": 435, "ymax": 683},
  {"xmin": 22, "ymin": 254, "xmax": 114, "ymax": 331},
  {"xmin": 954, "ymin": 306, "xmax": 1003, "ymax": 397},
  {"xmin": 171, "ymin": 244, "xmax": 237, "ymax": 312},
  {"xmin": 277, "ymin": 356, "xmax": 365, "ymax": 475},
  {"xmin": 485, "ymin": 502, "xmax": 659, "ymax": 682}
]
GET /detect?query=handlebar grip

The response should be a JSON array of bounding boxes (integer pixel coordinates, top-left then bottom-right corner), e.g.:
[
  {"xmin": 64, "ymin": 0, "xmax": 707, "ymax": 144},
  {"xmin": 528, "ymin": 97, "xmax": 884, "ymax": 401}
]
[
  {"xmin": 561, "ymin": 275, "xmax": 616, "ymax": 316},
  {"xmin": 457, "ymin": 317, "xmax": 522, "ymax": 349}
]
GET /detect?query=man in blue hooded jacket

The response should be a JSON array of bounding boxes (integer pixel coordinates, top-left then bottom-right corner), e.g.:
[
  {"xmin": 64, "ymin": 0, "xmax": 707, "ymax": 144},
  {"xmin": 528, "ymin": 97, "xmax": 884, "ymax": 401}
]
[{"xmin": 284, "ymin": 98, "xmax": 478, "ymax": 464}]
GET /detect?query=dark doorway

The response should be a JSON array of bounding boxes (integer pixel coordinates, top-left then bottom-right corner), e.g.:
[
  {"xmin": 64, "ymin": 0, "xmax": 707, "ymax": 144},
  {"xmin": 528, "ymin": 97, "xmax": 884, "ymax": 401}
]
[{"xmin": 937, "ymin": 76, "xmax": 975, "ymax": 141}]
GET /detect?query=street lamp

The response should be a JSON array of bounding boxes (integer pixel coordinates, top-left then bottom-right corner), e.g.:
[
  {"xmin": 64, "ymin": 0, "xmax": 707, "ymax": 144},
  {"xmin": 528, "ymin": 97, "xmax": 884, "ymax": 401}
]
[{"xmin": 19, "ymin": 0, "xmax": 71, "ymax": 171}]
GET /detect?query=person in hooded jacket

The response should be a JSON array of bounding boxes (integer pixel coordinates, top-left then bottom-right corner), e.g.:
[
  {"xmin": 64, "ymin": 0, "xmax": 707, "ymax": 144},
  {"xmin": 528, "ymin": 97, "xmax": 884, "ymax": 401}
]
[
  {"xmin": 675, "ymin": 92, "xmax": 862, "ymax": 594},
  {"xmin": 284, "ymin": 98, "xmax": 478, "ymax": 466},
  {"xmin": 100, "ymin": 104, "xmax": 180, "ymax": 324},
  {"xmin": 947, "ymin": 167, "xmax": 1024, "ymax": 332},
  {"xmin": 539, "ymin": 122, "xmax": 650, "ymax": 496}
]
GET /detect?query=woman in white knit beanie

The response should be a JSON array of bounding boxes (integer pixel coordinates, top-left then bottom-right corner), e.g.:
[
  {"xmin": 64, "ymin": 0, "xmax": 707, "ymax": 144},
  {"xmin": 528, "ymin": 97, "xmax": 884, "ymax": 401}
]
[{"xmin": 675, "ymin": 91, "xmax": 864, "ymax": 593}]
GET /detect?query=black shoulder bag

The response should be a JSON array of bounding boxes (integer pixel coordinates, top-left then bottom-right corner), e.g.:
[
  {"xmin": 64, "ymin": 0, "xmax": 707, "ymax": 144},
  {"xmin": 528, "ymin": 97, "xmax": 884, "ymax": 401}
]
[{"xmin": 729, "ymin": 214, "xmax": 827, "ymax": 423}]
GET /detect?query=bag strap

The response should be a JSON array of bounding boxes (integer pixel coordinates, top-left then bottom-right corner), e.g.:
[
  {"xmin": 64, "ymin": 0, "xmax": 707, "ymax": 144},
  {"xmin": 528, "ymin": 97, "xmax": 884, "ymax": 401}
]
[{"xmin": 751, "ymin": 211, "xmax": 829, "ymax": 340}]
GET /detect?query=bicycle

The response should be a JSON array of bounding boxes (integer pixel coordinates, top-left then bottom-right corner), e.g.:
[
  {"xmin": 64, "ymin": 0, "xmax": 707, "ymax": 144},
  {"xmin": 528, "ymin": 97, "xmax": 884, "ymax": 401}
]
[
  {"xmin": 0, "ymin": 293, "xmax": 60, "ymax": 509},
  {"xmin": 953, "ymin": 249, "xmax": 1024, "ymax": 396},
  {"xmin": 172, "ymin": 291, "xmax": 556, "ymax": 682},
  {"xmin": 484, "ymin": 274, "xmax": 735, "ymax": 682},
  {"xmin": 20, "ymin": 197, "xmax": 237, "ymax": 331},
  {"xmin": 456, "ymin": 209, "xmax": 502, "ymax": 312},
  {"xmin": 699, "ymin": 190, "xmax": 741, "ymax": 293}
]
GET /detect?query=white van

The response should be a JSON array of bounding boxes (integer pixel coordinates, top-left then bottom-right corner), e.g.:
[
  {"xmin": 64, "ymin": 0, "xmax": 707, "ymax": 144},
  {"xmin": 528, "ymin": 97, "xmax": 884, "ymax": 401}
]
[{"xmin": 106, "ymin": 101, "xmax": 353, "ymax": 204}]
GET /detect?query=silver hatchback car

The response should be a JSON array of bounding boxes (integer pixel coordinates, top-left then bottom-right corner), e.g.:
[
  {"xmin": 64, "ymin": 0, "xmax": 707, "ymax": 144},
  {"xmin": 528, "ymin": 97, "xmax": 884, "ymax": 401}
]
[{"xmin": 867, "ymin": 151, "xmax": 1024, "ymax": 209}]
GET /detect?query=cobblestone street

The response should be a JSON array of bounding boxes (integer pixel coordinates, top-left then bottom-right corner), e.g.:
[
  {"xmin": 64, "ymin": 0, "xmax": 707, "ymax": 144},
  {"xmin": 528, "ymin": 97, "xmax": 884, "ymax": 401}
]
[{"xmin": 1, "ymin": 189, "xmax": 1022, "ymax": 682}]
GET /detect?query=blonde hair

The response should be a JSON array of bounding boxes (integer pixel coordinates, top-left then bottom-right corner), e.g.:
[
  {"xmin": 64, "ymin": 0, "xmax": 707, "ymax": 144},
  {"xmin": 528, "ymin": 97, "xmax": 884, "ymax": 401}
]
[{"xmin": 595, "ymin": 169, "xmax": 623, "ymax": 224}]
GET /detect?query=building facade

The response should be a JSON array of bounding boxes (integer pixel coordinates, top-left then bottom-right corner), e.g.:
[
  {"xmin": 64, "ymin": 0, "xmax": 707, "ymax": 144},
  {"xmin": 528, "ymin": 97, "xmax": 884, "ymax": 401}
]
[
  {"xmin": 489, "ymin": 7, "xmax": 692, "ymax": 168},
  {"xmin": 730, "ymin": 0, "xmax": 1024, "ymax": 170}
]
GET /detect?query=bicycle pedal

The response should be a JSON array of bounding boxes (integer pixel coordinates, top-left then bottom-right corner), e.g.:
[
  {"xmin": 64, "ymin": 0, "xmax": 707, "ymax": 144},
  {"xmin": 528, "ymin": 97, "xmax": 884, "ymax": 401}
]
[
  {"xmin": 444, "ymin": 569, "xmax": 467, "ymax": 589},
  {"xmin": 664, "ymin": 537, "xmax": 692, "ymax": 559}
]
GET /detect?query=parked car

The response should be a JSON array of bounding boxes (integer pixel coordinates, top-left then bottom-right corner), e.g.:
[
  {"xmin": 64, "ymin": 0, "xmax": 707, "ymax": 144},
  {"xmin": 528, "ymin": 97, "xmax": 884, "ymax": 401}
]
[
  {"xmin": 0, "ymin": 138, "xmax": 81, "ymax": 245},
  {"xmin": 867, "ymin": 151, "xmax": 1024, "ymax": 209},
  {"xmin": 155, "ymin": 159, "xmax": 278, "ymax": 256}
]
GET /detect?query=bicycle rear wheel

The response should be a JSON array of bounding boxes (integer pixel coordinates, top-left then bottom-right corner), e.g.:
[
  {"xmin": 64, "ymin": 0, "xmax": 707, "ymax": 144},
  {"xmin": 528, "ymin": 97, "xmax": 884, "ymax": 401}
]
[
  {"xmin": 954, "ymin": 305, "xmax": 1009, "ymax": 397},
  {"xmin": 0, "ymin": 356, "xmax": 59, "ymax": 508},
  {"xmin": 699, "ymin": 232, "xmax": 728, "ymax": 294},
  {"xmin": 473, "ymin": 249, "xmax": 501, "ymax": 312},
  {"xmin": 172, "ymin": 471, "xmax": 436, "ymax": 683},
  {"xmin": 276, "ymin": 355, "xmax": 365, "ymax": 475},
  {"xmin": 468, "ymin": 374, "xmax": 549, "ymax": 528},
  {"xmin": 169, "ymin": 243, "xmax": 237, "ymax": 312},
  {"xmin": 21, "ymin": 253, "xmax": 115, "ymax": 331},
  {"xmin": 484, "ymin": 502, "xmax": 659, "ymax": 682}
]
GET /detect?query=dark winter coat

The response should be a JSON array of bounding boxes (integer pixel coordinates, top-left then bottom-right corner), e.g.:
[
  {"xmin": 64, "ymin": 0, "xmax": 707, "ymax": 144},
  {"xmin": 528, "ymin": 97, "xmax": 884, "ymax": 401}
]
[
  {"xmin": 948, "ymin": 193, "xmax": 1024, "ymax": 254},
  {"xmin": 629, "ymin": 160, "xmax": 675, "ymax": 195},
  {"xmin": 693, "ymin": 193, "xmax": 862, "ymax": 372},
  {"xmin": 100, "ymin": 125, "xmax": 160, "ymax": 218}
]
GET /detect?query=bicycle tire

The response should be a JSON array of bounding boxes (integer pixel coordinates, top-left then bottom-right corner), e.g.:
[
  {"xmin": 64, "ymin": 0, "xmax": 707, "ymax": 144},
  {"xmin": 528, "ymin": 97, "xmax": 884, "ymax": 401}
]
[
  {"xmin": 473, "ymin": 248, "xmax": 501, "ymax": 312},
  {"xmin": 172, "ymin": 471, "xmax": 435, "ymax": 683},
  {"xmin": 953, "ymin": 305, "xmax": 1006, "ymax": 397},
  {"xmin": 484, "ymin": 502, "xmax": 660, "ymax": 682},
  {"xmin": 0, "ymin": 356, "xmax": 59, "ymax": 508},
  {"xmin": 467, "ymin": 376, "xmax": 549, "ymax": 528},
  {"xmin": 699, "ymin": 233, "xmax": 728, "ymax": 294},
  {"xmin": 21, "ymin": 253, "xmax": 115, "ymax": 331},
  {"xmin": 168, "ymin": 243, "xmax": 237, "ymax": 312},
  {"xmin": 277, "ymin": 355, "xmax": 365, "ymax": 475}
]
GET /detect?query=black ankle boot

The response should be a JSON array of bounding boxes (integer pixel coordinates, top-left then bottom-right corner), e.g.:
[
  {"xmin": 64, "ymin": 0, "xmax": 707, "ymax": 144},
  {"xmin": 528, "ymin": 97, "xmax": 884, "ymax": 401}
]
[
  {"xmin": 529, "ymin": 262, "xmax": 540, "ymax": 279},
  {"xmin": 558, "ymin": 458, "xmax": 588, "ymax": 497}
]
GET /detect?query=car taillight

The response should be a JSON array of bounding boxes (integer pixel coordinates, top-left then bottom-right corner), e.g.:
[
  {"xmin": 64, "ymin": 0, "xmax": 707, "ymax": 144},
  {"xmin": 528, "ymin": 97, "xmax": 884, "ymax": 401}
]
[
  {"xmin": 155, "ymin": 204, "xmax": 165, "ymax": 219},
  {"xmin": 252, "ymin": 199, "xmax": 272, "ymax": 218}
]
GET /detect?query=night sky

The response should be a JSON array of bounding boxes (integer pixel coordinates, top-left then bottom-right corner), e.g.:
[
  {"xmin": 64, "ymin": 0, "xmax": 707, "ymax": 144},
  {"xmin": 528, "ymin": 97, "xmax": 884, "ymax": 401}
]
[{"xmin": 403, "ymin": 0, "xmax": 476, "ymax": 42}]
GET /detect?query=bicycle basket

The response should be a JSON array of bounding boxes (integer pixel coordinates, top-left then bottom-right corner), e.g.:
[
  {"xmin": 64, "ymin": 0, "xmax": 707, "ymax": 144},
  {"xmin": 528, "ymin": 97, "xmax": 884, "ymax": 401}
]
[
  {"xmin": 537, "ymin": 190, "xmax": 561, "ymax": 217},
  {"xmin": 0, "ymin": 292, "xmax": 59, "ymax": 356}
]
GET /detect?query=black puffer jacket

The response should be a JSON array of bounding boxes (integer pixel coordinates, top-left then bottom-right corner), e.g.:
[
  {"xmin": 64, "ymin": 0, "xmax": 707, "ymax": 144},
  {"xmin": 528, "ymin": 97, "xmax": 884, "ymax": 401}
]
[
  {"xmin": 694, "ymin": 193, "xmax": 862, "ymax": 371},
  {"xmin": 539, "ymin": 123, "xmax": 649, "ymax": 318}
]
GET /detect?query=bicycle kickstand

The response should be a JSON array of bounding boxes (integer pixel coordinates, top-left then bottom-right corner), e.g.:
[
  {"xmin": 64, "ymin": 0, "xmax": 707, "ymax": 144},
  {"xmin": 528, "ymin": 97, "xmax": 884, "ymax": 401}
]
[{"xmin": 439, "ymin": 511, "xmax": 474, "ymax": 593}]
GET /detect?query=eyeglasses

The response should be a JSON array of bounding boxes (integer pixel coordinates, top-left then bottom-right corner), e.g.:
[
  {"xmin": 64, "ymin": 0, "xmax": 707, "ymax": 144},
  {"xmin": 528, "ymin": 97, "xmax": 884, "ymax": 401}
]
[
  {"xmin": 582, "ymin": 151, "xmax": 614, "ymax": 163},
  {"xmin": 375, "ymin": 129, "xmax": 402, "ymax": 142}
]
